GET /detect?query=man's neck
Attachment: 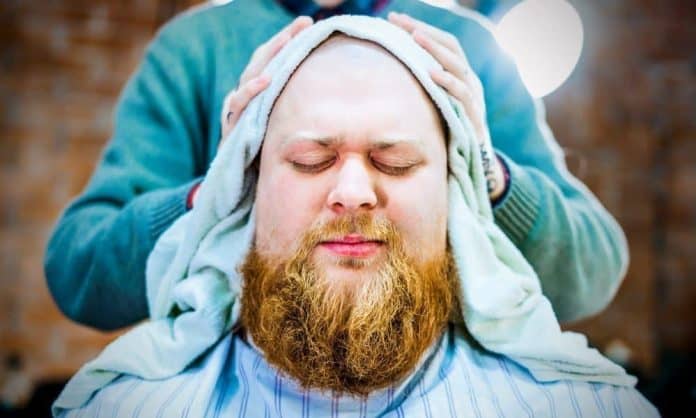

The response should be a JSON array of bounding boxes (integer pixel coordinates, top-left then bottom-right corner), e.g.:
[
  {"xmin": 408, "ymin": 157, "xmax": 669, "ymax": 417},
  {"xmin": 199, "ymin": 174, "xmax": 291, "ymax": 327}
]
[{"xmin": 277, "ymin": 0, "xmax": 390, "ymax": 20}]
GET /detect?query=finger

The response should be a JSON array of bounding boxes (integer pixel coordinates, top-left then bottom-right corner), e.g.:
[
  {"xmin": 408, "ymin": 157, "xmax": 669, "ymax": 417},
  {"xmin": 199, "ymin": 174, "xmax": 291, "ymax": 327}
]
[
  {"xmin": 412, "ymin": 29, "xmax": 470, "ymax": 81},
  {"xmin": 241, "ymin": 16, "xmax": 313, "ymax": 84},
  {"xmin": 388, "ymin": 12, "xmax": 463, "ymax": 55},
  {"xmin": 220, "ymin": 75, "xmax": 271, "ymax": 143},
  {"xmin": 240, "ymin": 34, "xmax": 289, "ymax": 85},
  {"xmin": 414, "ymin": 29, "xmax": 483, "ymax": 100},
  {"xmin": 279, "ymin": 15, "xmax": 314, "ymax": 39},
  {"xmin": 430, "ymin": 69, "xmax": 480, "ymax": 111},
  {"xmin": 265, "ymin": 16, "xmax": 314, "ymax": 58},
  {"xmin": 223, "ymin": 75, "xmax": 271, "ymax": 128},
  {"xmin": 431, "ymin": 68, "xmax": 486, "ymax": 140}
]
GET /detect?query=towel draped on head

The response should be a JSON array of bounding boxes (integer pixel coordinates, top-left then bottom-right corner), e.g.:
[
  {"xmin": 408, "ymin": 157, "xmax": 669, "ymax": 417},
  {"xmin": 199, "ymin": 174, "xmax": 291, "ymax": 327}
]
[{"xmin": 53, "ymin": 15, "xmax": 634, "ymax": 416}]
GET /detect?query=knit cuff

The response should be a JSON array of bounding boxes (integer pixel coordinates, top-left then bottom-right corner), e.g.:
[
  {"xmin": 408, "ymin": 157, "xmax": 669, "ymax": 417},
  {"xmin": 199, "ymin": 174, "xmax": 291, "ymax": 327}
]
[
  {"xmin": 148, "ymin": 178, "xmax": 203, "ymax": 244},
  {"xmin": 492, "ymin": 154, "xmax": 541, "ymax": 246}
]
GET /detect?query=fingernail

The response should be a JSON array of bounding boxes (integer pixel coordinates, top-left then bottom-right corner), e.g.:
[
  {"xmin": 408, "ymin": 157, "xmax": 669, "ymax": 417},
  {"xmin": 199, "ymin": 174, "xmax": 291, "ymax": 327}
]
[
  {"xmin": 413, "ymin": 31, "xmax": 429, "ymax": 46},
  {"xmin": 296, "ymin": 15, "xmax": 313, "ymax": 25},
  {"xmin": 256, "ymin": 75, "xmax": 270, "ymax": 85}
]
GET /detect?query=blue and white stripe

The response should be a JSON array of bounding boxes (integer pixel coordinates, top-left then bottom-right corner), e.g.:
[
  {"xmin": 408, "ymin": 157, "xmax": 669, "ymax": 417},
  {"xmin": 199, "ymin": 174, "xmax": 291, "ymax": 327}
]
[{"xmin": 61, "ymin": 326, "xmax": 659, "ymax": 417}]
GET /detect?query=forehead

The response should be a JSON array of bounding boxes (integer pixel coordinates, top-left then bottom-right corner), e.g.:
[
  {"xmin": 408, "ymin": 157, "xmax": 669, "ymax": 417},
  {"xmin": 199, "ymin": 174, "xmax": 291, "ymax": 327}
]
[{"xmin": 265, "ymin": 35, "xmax": 445, "ymax": 149}]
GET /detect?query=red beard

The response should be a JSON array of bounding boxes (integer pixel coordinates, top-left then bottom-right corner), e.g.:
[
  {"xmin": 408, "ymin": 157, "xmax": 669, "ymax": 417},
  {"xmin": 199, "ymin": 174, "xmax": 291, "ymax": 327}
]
[{"xmin": 240, "ymin": 214, "xmax": 457, "ymax": 396}]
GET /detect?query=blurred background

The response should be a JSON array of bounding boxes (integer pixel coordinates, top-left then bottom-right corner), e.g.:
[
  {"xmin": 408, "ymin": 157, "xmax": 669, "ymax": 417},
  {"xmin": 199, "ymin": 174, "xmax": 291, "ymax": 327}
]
[{"xmin": 0, "ymin": 0, "xmax": 694, "ymax": 416}]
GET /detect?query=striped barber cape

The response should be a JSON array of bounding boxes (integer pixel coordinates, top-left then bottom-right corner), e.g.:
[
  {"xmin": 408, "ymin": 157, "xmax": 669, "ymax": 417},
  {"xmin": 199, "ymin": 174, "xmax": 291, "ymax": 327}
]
[{"xmin": 59, "ymin": 325, "xmax": 659, "ymax": 418}]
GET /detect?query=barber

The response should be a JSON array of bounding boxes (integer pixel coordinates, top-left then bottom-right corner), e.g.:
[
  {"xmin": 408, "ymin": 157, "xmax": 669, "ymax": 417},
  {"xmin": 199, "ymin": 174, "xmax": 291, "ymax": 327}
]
[{"xmin": 44, "ymin": 0, "xmax": 628, "ymax": 330}]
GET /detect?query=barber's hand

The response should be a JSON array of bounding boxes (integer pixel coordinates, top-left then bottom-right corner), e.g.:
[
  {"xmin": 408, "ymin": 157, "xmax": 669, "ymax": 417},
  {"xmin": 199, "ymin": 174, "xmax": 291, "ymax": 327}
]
[
  {"xmin": 218, "ymin": 16, "xmax": 313, "ymax": 149},
  {"xmin": 388, "ymin": 12, "xmax": 506, "ymax": 200},
  {"xmin": 191, "ymin": 17, "xmax": 313, "ymax": 209}
]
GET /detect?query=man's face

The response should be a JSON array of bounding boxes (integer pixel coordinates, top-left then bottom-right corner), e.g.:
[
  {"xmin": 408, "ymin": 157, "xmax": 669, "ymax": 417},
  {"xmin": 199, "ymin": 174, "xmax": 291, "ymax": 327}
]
[
  {"xmin": 255, "ymin": 36, "xmax": 449, "ymax": 292},
  {"xmin": 243, "ymin": 36, "xmax": 454, "ymax": 395}
]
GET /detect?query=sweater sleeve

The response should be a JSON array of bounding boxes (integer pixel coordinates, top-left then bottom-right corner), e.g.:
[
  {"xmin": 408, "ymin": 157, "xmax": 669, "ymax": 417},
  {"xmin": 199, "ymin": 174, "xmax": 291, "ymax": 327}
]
[
  {"xmin": 492, "ymin": 152, "xmax": 629, "ymax": 321},
  {"xmin": 476, "ymin": 26, "xmax": 629, "ymax": 321},
  {"xmin": 44, "ymin": 16, "xmax": 210, "ymax": 330}
]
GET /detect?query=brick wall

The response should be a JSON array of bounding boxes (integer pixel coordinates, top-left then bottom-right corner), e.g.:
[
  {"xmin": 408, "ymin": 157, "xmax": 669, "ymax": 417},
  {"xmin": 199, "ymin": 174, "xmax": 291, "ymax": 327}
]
[
  {"xmin": 544, "ymin": 0, "xmax": 695, "ymax": 375},
  {"xmin": 0, "ymin": 0, "xmax": 190, "ymax": 405},
  {"xmin": 0, "ymin": 0, "xmax": 694, "ymax": 408}
]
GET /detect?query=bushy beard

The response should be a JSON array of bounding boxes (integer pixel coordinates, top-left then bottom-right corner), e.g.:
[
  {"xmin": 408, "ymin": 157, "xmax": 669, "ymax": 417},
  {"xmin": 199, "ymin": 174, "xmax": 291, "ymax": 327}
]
[{"xmin": 240, "ymin": 214, "xmax": 457, "ymax": 396}]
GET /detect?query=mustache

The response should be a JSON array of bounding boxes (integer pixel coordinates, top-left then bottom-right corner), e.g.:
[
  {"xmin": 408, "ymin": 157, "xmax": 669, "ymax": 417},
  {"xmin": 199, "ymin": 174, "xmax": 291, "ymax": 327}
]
[{"xmin": 302, "ymin": 213, "xmax": 398, "ymax": 248}]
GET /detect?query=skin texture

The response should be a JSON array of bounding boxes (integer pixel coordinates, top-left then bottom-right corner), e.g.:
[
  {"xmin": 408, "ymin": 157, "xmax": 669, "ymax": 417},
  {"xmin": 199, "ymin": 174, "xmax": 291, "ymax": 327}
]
[{"xmin": 254, "ymin": 36, "xmax": 449, "ymax": 289}]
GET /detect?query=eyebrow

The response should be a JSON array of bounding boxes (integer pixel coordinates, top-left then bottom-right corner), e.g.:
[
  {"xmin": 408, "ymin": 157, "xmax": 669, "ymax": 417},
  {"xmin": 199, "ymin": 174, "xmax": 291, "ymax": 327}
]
[
  {"xmin": 280, "ymin": 134, "xmax": 341, "ymax": 148},
  {"xmin": 281, "ymin": 134, "xmax": 423, "ymax": 150}
]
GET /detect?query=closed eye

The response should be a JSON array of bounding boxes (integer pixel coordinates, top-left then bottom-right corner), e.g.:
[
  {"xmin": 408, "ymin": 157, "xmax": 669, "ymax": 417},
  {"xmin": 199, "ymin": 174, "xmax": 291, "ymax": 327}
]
[
  {"xmin": 372, "ymin": 159, "xmax": 416, "ymax": 176},
  {"xmin": 291, "ymin": 158, "xmax": 336, "ymax": 173}
]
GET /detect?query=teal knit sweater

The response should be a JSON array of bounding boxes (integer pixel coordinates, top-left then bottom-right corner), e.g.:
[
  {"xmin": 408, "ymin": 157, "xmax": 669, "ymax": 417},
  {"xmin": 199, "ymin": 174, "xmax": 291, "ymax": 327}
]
[{"xmin": 44, "ymin": 0, "xmax": 628, "ymax": 330}]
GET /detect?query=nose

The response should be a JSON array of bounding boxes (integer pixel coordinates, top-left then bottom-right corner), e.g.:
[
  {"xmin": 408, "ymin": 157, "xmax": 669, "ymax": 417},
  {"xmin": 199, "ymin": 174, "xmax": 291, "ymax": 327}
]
[{"xmin": 326, "ymin": 156, "xmax": 378, "ymax": 214}]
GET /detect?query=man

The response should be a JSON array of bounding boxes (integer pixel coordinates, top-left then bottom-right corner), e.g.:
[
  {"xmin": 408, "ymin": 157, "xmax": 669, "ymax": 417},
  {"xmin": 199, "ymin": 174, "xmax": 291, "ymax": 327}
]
[
  {"xmin": 54, "ymin": 19, "xmax": 656, "ymax": 417},
  {"xmin": 45, "ymin": 0, "xmax": 629, "ymax": 331}
]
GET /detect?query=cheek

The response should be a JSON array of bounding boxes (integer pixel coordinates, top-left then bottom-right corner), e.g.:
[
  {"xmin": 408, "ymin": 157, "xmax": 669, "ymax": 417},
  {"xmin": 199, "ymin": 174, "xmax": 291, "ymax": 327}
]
[
  {"xmin": 255, "ymin": 171, "xmax": 326, "ymax": 256},
  {"xmin": 384, "ymin": 171, "xmax": 448, "ymax": 259}
]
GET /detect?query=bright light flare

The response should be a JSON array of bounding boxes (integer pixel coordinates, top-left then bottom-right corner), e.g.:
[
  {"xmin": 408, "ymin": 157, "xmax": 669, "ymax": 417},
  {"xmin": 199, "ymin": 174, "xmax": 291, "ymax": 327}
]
[{"xmin": 495, "ymin": 0, "xmax": 584, "ymax": 97}]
